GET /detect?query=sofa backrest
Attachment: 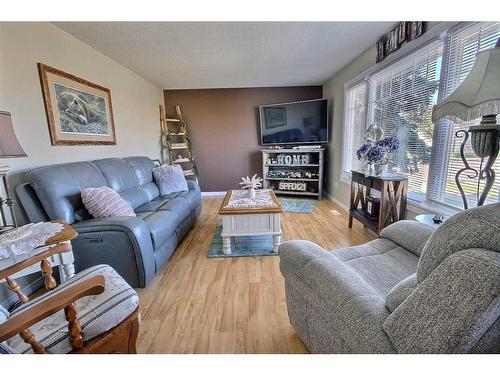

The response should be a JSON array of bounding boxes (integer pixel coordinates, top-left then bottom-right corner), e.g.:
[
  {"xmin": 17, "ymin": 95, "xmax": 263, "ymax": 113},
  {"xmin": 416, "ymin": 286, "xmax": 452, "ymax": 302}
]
[
  {"xmin": 417, "ymin": 203, "xmax": 500, "ymax": 282},
  {"xmin": 22, "ymin": 156, "xmax": 159, "ymax": 224},
  {"xmin": 382, "ymin": 203, "xmax": 500, "ymax": 353}
]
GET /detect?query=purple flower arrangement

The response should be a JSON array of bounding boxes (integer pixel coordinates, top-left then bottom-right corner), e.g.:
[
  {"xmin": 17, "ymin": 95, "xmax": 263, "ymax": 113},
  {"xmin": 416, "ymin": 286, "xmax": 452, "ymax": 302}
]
[{"xmin": 357, "ymin": 136, "xmax": 400, "ymax": 165}]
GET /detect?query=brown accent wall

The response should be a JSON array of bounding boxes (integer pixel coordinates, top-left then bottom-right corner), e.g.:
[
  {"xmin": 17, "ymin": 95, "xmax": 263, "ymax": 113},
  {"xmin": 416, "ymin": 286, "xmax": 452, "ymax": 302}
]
[{"xmin": 164, "ymin": 86, "xmax": 323, "ymax": 191}]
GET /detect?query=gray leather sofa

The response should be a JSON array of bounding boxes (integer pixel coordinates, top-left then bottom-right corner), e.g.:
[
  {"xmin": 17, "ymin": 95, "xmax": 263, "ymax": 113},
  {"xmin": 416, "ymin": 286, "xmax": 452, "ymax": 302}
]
[
  {"xmin": 279, "ymin": 203, "xmax": 500, "ymax": 353},
  {"xmin": 16, "ymin": 156, "xmax": 201, "ymax": 288}
]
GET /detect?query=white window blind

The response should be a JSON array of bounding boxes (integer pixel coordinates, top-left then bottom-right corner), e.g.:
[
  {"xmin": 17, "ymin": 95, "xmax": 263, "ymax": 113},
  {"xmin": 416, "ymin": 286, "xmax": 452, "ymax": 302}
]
[
  {"xmin": 428, "ymin": 22, "xmax": 500, "ymax": 207},
  {"xmin": 342, "ymin": 81, "xmax": 368, "ymax": 176},
  {"xmin": 367, "ymin": 41, "xmax": 443, "ymax": 202}
]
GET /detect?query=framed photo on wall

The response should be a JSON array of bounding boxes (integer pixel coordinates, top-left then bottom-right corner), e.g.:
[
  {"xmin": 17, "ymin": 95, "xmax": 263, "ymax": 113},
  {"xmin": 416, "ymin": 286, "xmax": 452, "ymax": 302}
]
[
  {"xmin": 263, "ymin": 107, "xmax": 287, "ymax": 129},
  {"xmin": 407, "ymin": 22, "xmax": 425, "ymax": 41},
  {"xmin": 38, "ymin": 63, "xmax": 116, "ymax": 146}
]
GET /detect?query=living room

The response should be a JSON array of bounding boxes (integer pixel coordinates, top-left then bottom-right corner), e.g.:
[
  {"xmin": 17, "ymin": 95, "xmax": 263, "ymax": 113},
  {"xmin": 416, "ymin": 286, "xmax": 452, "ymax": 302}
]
[{"xmin": 1, "ymin": 0, "xmax": 499, "ymax": 371}]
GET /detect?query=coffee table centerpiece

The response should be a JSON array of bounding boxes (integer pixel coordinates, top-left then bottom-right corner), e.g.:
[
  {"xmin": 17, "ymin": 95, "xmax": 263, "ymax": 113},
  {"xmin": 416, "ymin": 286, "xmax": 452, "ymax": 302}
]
[{"xmin": 218, "ymin": 189, "xmax": 283, "ymax": 255}]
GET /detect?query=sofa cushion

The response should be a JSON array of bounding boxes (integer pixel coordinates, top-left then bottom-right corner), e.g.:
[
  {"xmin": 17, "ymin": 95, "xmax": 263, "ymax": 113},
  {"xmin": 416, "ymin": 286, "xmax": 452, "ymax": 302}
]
[
  {"xmin": 158, "ymin": 197, "xmax": 191, "ymax": 215},
  {"xmin": 142, "ymin": 210, "xmax": 180, "ymax": 250},
  {"xmin": 81, "ymin": 186, "xmax": 136, "ymax": 218},
  {"xmin": 92, "ymin": 158, "xmax": 150, "ymax": 209},
  {"xmin": 7, "ymin": 265, "xmax": 138, "ymax": 354},
  {"xmin": 124, "ymin": 157, "xmax": 160, "ymax": 201},
  {"xmin": 153, "ymin": 164, "xmax": 188, "ymax": 195},
  {"xmin": 134, "ymin": 196, "xmax": 171, "ymax": 213},
  {"xmin": 27, "ymin": 162, "xmax": 107, "ymax": 224},
  {"xmin": 417, "ymin": 203, "xmax": 500, "ymax": 283},
  {"xmin": 176, "ymin": 189, "xmax": 201, "ymax": 209},
  {"xmin": 332, "ymin": 238, "xmax": 419, "ymax": 296},
  {"xmin": 385, "ymin": 273, "xmax": 417, "ymax": 313}
]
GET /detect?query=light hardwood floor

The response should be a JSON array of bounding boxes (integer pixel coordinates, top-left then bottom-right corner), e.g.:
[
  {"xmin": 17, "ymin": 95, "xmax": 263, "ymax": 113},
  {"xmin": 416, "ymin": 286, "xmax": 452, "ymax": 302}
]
[{"xmin": 137, "ymin": 197, "xmax": 376, "ymax": 353}]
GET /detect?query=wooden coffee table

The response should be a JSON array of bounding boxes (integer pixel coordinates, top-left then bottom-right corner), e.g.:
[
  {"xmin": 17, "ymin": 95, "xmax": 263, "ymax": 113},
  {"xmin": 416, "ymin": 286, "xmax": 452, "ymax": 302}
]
[{"xmin": 218, "ymin": 190, "xmax": 283, "ymax": 255}]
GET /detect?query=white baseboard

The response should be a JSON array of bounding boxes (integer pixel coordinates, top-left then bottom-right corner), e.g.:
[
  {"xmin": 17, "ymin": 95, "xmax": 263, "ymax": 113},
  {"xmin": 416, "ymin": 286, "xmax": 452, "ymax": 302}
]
[
  {"xmin": 201, "ymin": 191, "xmax": 226, "ymax": 197},
  {"xmin": 324, "ymin": 192, "xmax": 349, "ymax": 212}
]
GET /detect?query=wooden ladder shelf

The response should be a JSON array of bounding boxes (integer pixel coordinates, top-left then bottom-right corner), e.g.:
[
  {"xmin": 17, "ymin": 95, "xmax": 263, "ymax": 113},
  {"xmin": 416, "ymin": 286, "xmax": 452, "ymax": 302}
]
[{"xmin": 159, "ymin": 104, "xmax": 199, "ymax": 179}]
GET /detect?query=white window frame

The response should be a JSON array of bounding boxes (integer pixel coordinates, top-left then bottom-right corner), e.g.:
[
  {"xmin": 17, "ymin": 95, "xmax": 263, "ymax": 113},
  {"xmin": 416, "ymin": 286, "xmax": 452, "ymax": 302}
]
[{"xmin": 341, "ymin": 79, "xmax": 368, "ymax": 183}]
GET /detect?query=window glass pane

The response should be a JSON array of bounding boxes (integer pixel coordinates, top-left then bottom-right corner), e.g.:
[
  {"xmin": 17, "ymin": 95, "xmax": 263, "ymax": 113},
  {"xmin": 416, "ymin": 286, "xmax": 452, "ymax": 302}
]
[
  {"xmin": 368, "ymin": 42, "xmax": 443, "ymax": 202},
  {"xmin": 343, "ymin": 81, "xmax": 368, "ymax": 174},
  {"xmin": 431, "ymin": 22, "xmax": 500, "ymax": 208}
]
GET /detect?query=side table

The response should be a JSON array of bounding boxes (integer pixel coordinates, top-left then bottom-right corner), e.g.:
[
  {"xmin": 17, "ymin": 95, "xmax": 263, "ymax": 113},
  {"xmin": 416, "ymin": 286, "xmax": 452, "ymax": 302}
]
[
  {"xmin": 0, "ymin": 221, "xmax": 78, "ymax": 293},
  {"xmin": 349, "ymin": 170, "xmax": 408, "ymax": 235},
  {"xmin": 415, "ymin": 213, "xmax": 447, "ymax": 227}
]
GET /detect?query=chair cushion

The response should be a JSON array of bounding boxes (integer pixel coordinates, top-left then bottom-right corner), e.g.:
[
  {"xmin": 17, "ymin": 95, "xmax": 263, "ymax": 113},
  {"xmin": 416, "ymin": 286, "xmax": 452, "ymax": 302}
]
[
  {"xmin": 7, "ymin": 265, "xmax": 138, "ymax": 354},
  {"xmin": 82, "ymin": 186, "xmax": 136, "ymax": 218},
  {"xmin": 332, "ymin": 238, "xmax": 419, "ymax": 296},
  {"xmin": 152, "ymin": 165, "xmax": 188, "ymax": 195}
]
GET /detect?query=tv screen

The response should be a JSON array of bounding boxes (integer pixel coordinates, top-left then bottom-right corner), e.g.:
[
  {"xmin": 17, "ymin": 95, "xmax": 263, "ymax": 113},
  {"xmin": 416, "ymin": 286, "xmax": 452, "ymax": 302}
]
[{"xmin": 259, "ymin": 99, "xmax": 328, "ymax": 145}]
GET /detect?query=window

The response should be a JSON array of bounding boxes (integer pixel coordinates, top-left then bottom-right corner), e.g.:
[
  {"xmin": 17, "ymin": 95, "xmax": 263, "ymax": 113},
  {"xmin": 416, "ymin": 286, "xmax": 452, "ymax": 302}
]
[
  {"xmin": 428, "ymin": 22, "xmax": 500, "ymax": 207},
  {"xmin": 342, "ymin": 81, "xmax": 368, "ymax": 178},
  {"xmin": 367, "ymin": 41, "xmax": 443, "ymax": 202},
  {"xmin": 343, "ymin": 22, "xmax": 500, "ymax": 209}
]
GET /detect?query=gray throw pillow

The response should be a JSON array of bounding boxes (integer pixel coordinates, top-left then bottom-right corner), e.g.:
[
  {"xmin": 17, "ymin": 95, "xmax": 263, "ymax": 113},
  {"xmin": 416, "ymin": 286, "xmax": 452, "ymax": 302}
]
[
  {"xmin": 153, "ymin": 164, "xmax": 188, "ymax": 195},
  {"xmin": 81, "ymin": 186, "xmax": 136, "ymax": 218}
]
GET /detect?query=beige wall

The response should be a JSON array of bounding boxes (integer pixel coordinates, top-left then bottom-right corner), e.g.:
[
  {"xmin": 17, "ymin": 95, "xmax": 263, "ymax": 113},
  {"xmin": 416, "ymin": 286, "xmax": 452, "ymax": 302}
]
[
  {"xmin": 322, "ymin": 22, "xmax": 443, "ymax": 213},
  {"xmin": 0, "ymin": 22, "xmax": 163, "ymax": 223}
]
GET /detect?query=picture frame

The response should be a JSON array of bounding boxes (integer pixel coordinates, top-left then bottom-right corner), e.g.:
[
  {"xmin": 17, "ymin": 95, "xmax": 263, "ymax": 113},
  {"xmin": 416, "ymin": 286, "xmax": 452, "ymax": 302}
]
[
  {"xmin": 397, "ymin": 22, "xmax": 406, "ymax": 44},
  {"xmin": 263, "ymin": 107, "xmax": 287, "ymax": 129},
  {"xmin": 376, "ymin": 40, "xmax": 385, "ymax": 63},
  {"xmin": 38, "ymin": 63, "xmax": 116, "ymax": 146},
  {"xmin": 375, "ymin": 22, "xmax": 426, "ymax": 63},
  {"xmin": 407, "ymin": 22, "xmax": 425, "ymax": 41}
]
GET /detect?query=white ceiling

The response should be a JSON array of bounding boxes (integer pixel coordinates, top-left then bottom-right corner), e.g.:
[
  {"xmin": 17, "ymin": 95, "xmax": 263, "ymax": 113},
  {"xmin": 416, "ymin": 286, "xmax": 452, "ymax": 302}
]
[{"xmin": 54, "ymin": 22, "xmax": 396, "ymax": 89}]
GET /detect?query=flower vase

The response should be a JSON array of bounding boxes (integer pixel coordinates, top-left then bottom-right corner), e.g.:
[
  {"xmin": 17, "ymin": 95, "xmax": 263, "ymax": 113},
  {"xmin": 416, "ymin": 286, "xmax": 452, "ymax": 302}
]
[
  {"xmin": 247, "ymin": 188, "xmax": 256, "ymax": 199},
  {"xmin": 366, "ymin": 164, "xmax": 375, "ymax": 176},
  {"xmin": 374, "ymin": 164, "xmax": 388, "ymax": 176}
]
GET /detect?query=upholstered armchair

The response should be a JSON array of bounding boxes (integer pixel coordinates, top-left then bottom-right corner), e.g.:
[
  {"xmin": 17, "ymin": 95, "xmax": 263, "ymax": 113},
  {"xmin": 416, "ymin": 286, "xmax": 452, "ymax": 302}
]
[
  {"xmin": 279, "ymin": 203, "xmax": 500, "ymax": 353},
  {"xmin": 0, "ymin": 241, "xmax": 139, "ymax": 354}
]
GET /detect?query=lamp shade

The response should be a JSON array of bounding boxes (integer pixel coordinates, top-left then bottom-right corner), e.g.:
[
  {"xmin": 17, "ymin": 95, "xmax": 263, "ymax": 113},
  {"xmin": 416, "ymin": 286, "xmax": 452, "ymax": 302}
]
[
  {"xmin": 0, "ymin": 111, "xmax": 27, "ymax": 158},
  {"xmin": 432, "ymin": 44, "xmax": 500, "ymax": 123}
]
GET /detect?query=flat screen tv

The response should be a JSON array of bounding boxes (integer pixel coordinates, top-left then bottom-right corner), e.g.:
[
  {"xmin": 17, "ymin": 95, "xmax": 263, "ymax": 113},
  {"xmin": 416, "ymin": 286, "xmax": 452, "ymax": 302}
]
[{"xmin": 258, "ymin": 98, "xmax": 328, "ymax": 145}]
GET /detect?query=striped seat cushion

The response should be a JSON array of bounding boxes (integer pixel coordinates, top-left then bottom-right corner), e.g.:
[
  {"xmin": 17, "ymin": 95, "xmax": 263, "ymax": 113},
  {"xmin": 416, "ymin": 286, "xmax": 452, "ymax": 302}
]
[
  {"xmin": 6, "ymin": 265, "xmax": 138, "ymax": 354},
  {"xmin": 0, "ymin": 305, "xmax": 17, "ymax": 354}
]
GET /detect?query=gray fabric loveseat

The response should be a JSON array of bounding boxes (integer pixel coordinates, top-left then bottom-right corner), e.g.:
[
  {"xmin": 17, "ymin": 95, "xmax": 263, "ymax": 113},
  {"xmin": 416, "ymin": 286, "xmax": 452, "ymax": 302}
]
[
  {"xmin": 279, "ymin": 203, "xmax": 500, "ymax": 353},
  {"xmin": 16, "ymin": 156, "xmax": 201, "ymax": 288}
]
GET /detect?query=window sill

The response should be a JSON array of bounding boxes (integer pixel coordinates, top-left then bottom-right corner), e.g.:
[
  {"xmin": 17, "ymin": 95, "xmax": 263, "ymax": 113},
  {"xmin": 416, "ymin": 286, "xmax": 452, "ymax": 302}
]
[{"xmin": 407, "ymin": 199, "xmax": 461, "ymax": 217}]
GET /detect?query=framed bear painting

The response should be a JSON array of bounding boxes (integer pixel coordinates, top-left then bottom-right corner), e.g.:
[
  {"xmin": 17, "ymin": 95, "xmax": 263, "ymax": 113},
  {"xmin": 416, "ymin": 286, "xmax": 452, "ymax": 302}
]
[{"xmin": 38, "ymin": 63, "xmax": 116, "ymax": 146}]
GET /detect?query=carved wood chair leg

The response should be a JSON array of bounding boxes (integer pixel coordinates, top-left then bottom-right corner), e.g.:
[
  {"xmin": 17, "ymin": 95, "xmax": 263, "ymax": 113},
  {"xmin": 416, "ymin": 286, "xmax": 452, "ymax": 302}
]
[
  {"xmin": 19, "ymin": 329, "xmax": 46, "ymax": 354},
  {"xmin": 65, "ymin": 303, "xmax": 84, "ymax": 350},
  {"xmin": 41, "ymin": 258, "xmax": 57, "ymax": 290},
  {"xmin": 5, "ymin": 276, "xmax": 29, "ymax": 304}
]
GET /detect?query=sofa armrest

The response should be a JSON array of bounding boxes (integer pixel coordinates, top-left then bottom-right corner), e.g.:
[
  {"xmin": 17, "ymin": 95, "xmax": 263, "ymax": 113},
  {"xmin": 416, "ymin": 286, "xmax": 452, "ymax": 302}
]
[
  {"xmin": 71, "ymin": 217, "xmax": 155, "ymax": 288},
  {"xmin": 279, "ymin": 240, "xmax": 381, "ymax": 303},
  {"xmin": 380, "ymin": 220, "xmax": 435, "ymax": 257},
  {"xmin": 187, "ymin": 180, "xmax": 200, "ymax": 192},
  {"xmin": 278, "ymin": 240, "xmax": 394, "ymax": 352}
]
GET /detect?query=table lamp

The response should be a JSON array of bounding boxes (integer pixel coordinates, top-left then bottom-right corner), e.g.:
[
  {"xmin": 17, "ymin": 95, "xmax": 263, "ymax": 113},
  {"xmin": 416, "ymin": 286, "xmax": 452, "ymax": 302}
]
[
  {"xmin": 432, "ymin": 38, "xmax": 500, "ymax": 209},
  {"xmin": 0, "ymin": 111, "xmax": 27, "ymax": 231}
]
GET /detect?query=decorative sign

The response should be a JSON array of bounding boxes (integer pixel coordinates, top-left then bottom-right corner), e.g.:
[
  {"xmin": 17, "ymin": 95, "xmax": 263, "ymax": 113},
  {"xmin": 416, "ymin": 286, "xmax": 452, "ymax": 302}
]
[
  {"xmin": 278, "ymin": 181, "xmax": 306, "ymax": 191},
  {"xmin": 376, "ymin": 22, "xmax": 425, "ymax": 63},
  {"xmin": 276, "ymin": 154, "xmax": 309, "ymax": 165}
]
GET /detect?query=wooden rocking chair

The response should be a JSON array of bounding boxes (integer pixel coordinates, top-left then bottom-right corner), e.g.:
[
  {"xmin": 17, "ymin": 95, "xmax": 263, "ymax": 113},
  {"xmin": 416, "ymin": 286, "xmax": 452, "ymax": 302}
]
[{"xmin": 0, "ymin": 240, "xmax": 140, "ymax": 354}]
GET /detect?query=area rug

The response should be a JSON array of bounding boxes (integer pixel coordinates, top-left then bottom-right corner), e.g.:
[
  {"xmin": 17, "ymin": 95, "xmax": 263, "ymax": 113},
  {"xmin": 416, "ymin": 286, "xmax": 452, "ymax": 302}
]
[
  {"xmin": 207, "ymin": 225, "xmax": 279, "ymax": 258},
  {"xmin": 278, "ymin": 197, "xmax": 318, "ymax": 213}
]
